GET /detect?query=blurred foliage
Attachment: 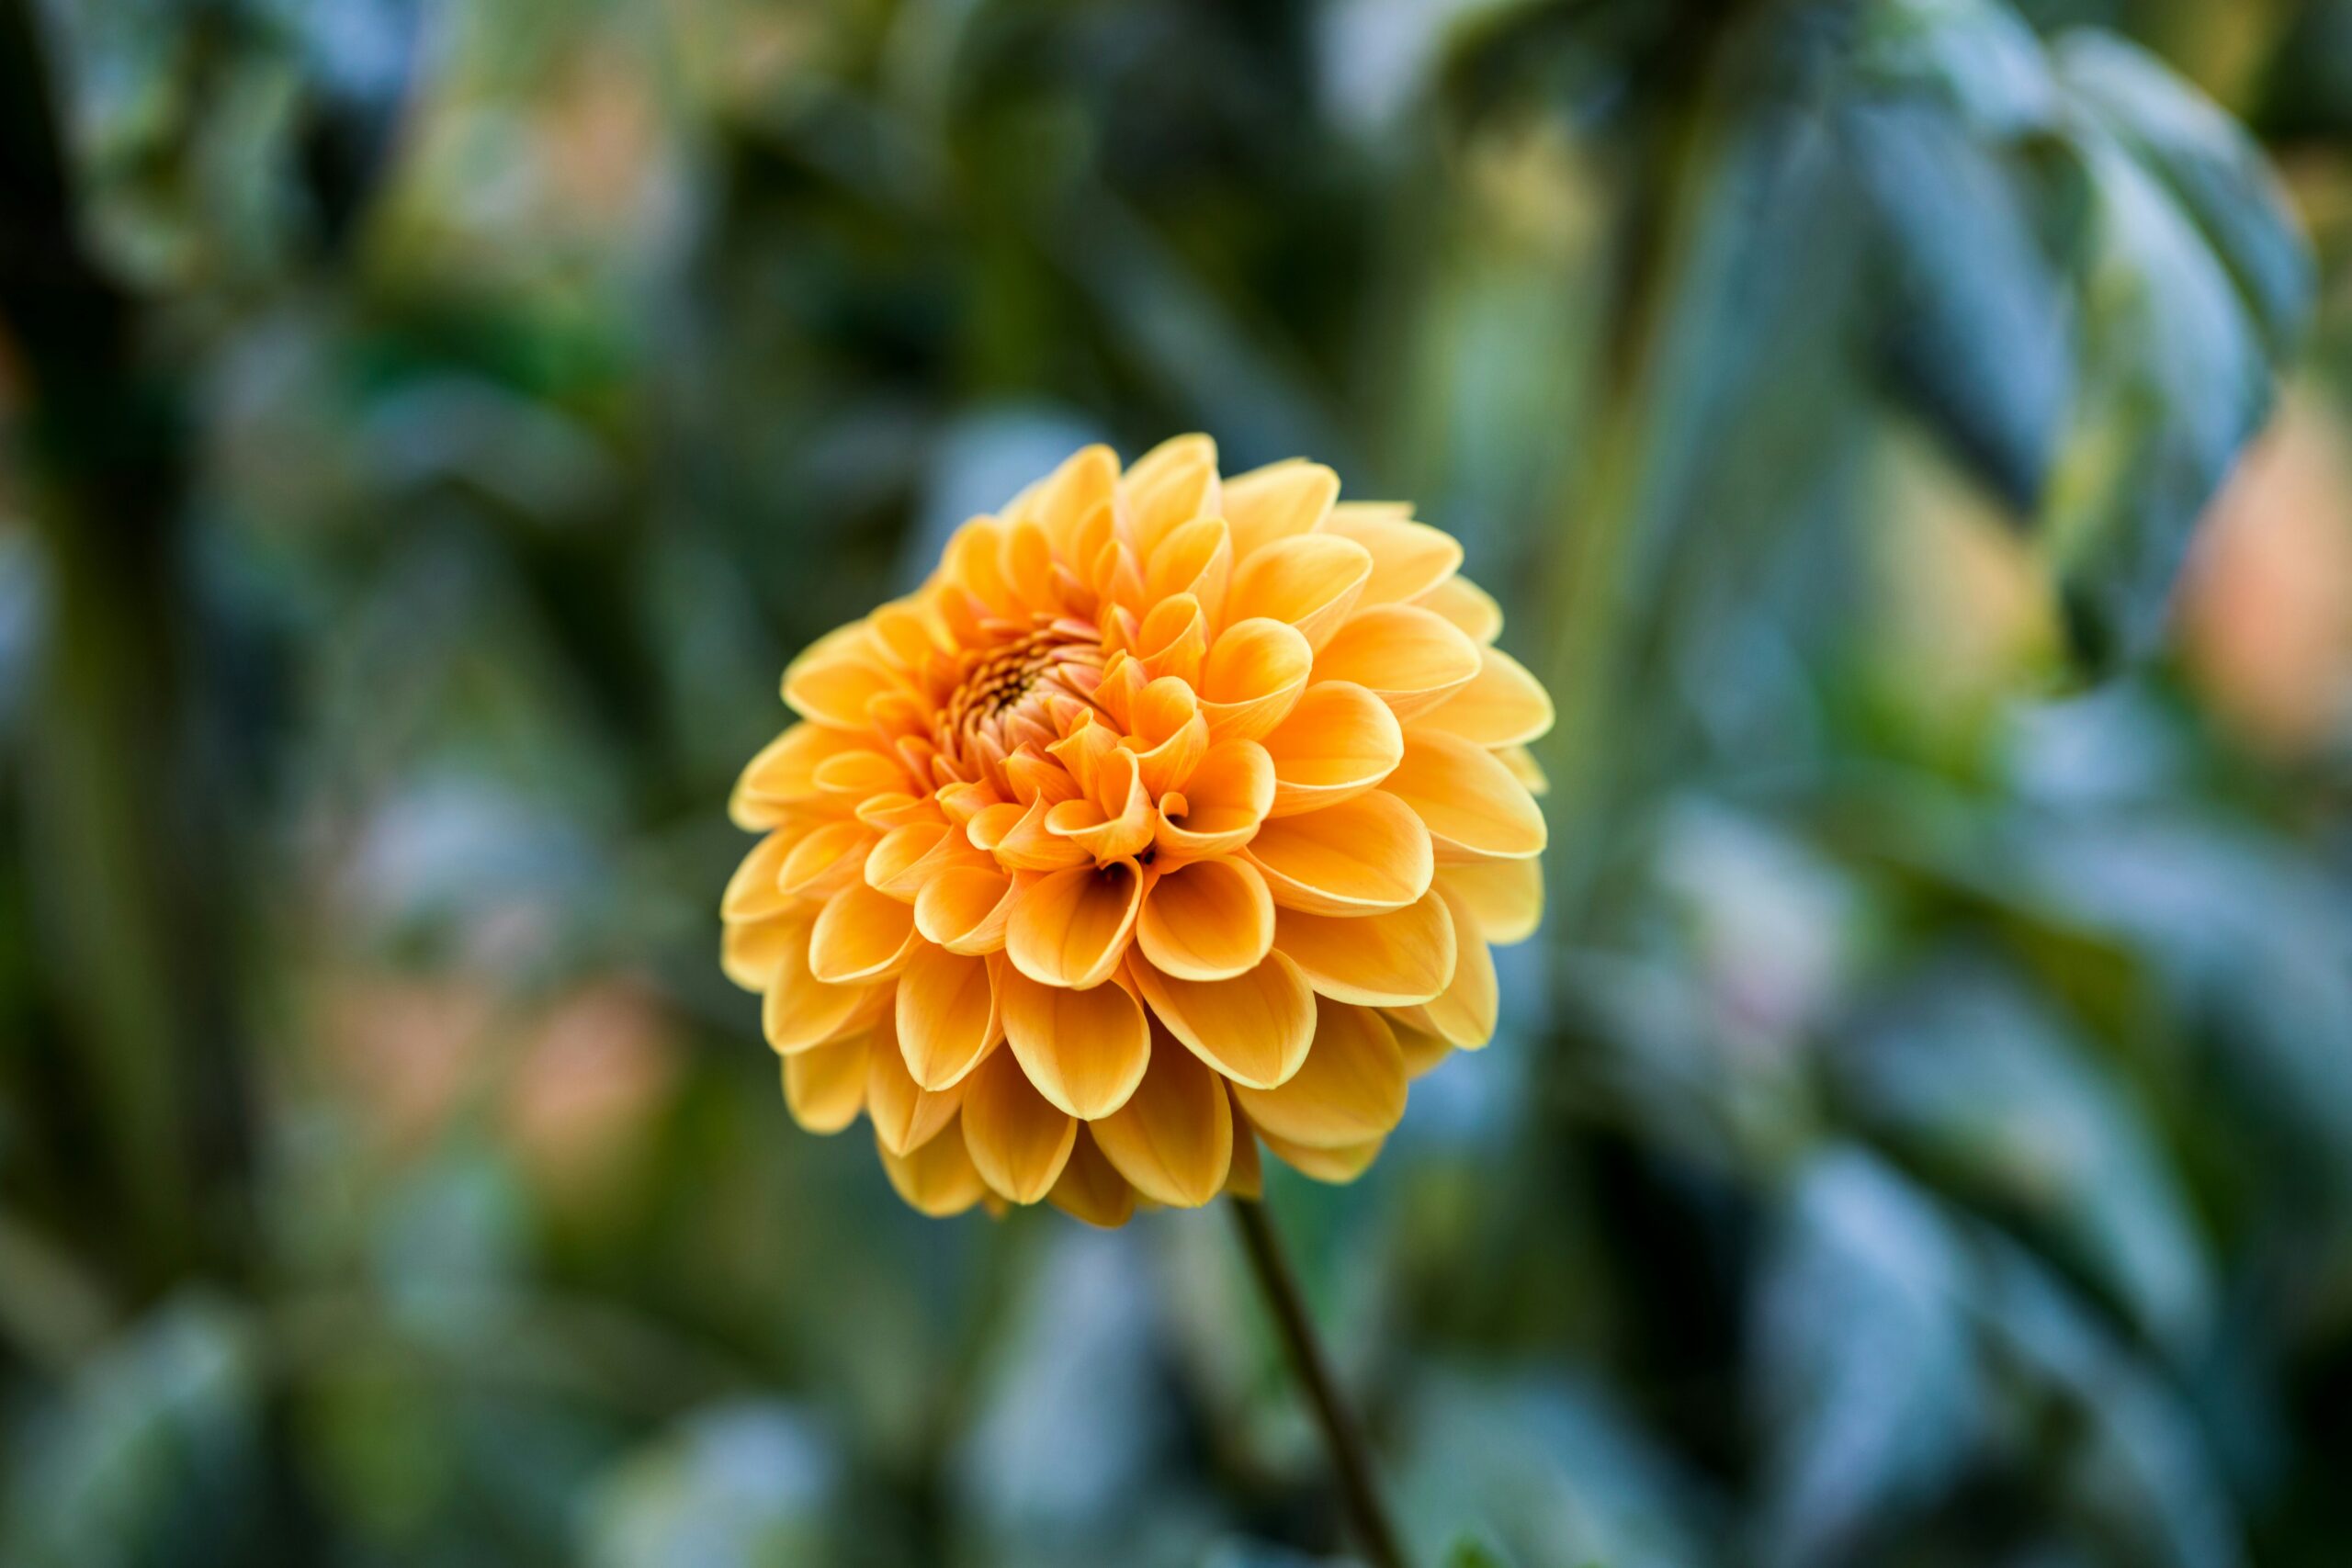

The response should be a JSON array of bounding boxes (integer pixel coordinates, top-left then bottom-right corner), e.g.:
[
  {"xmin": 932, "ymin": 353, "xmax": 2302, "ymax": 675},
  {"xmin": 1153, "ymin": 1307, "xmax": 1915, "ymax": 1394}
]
[{"xmin": 3, "ymin": 0, "xmax": 2351, "ymax": 1564}]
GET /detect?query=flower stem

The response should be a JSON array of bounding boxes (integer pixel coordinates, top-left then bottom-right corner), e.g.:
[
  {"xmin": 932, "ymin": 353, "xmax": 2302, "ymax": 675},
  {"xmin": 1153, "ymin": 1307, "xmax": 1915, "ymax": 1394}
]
[{"xmin": 1228, "ymin": 1196, "xmax": 1409, "ymax": 1568}]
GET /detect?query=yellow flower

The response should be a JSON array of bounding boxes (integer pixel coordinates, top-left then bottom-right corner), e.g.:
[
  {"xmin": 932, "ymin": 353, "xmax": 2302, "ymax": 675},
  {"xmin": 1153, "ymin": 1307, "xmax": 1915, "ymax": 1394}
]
[{"xmin": 722, "ymin": 436, "xmax": 1551, "ymax": 1224}]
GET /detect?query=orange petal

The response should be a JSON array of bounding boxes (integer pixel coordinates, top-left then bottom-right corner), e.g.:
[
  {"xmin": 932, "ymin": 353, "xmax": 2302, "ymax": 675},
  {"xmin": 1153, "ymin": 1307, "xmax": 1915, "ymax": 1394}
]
[
  {"xmin": 1274, "ymin": 892, "xmax": 1456, "ymax": 1006},
  {"xmin": 1436, "ymin": 858, "xmax": 1543, "ymax": 945},
  {"xmin": 1005, "ymin": 861, "xmax": 1145, "ymax": 989},
  {"xmin": 1136, "ymin": 856, "xmax": 1274, "ymax": 980},
  {"xmin": 914, "ymin": 865, "xmax": 1016, "ymax": 953},
  {"xmin": 1130, "ymin": 951, "xmax": 1316, "ymax": 1089},
  {"xmin": 1046, "ymin": 750, "xmax": 1155, "ymax": 862},
  {"xmin": 732, "ymin": 724, "xmax": 870, "ymax": 823},
  {"xmin": 784, "ymin": 648, "xmax": 905, "ymax": 730},
  {"xmin": 1412, "ymin": 644, "xmax": 1555, "ymax": 748},
  {"xmin": 1319, "ymin": 512, "xmax": 1462, "ymax": 606},
  {"xmin": 1232, "ymin": 998, "xmax": 1407, "ymax": 1148},
  {"xmin": 1223, "ymin": 458, "xmax": 1339, "ymax": 558},
  {"xmin": 1196, "ymin": 618, "xmax": 1313, "ymax": 740},
  {"xmin": 808, "ymin": 882, "xmax": 920, "ymax": 984},
  {"xmin": 867, "ymin": 1006, "xmax": 967, "ymax": 1155},
  {"xmin": 1384, "ymin": 731, "xmax": 1548, "ymax": 862},
  {"xmin": 1091, "ymin": 1029, "xmax": 1234, "ymax": 1206},
  {"xmin": 1414, "ymin": 886, "xmax": 1498, "ymax": 1048},
  {"xmin": 1127, "ymin": 678, "xmax": 1210, "ymax": 796},
  {"xmin": 778, "ymin": 818, "xmax": 877, "ymax": 899},
  {"xmin": 876, "ymin": 1116, "xmax": 989, "ymax": 1215},
  {"xmin": 1121, "ymin": 434, "xmax": 1220, "ymax": 554},
  {"xmin": 1023, "ymin": 444, "xmax": 1119, "ymax": 555},
  {"xmin": 1313, "ymin": 604, "xmax": 1483, "ymax": 719},
  {"xmin": 1133, "ymin": 594, "xmax": 1208, "ymax": 686},
  {"xmin": 782, "ymin": 1033, "xmax": 867, "ymax": 1134},
  {"xmin": 1144, "ymin": 516, "xmax": 1234, "ymax": 623},
  {"xmin": 960, "ymin": 1049, "xmax": 1078, "ymax": 1203},
  {"xmin": 1498, "ymin": 744, "xmax": 1550, "ymax": 795},
  {"xmin": 1225, "ymin": 1103, "xmax": 1264, "ymax": 1198},
  {"xmin": 1001, "ymin": 966, "xmax": 1151, "ymax": 1118},
  {"xmin": 721, "ymin": 913, "xmax": 801, "ymax": 991},
  {"xmin": 812, "ymin": 747, "xmax": 910, "ymax": 800},
  {"xmin": 1415, "ymin": 574, "xmax": 1503, "ymax": 644},
  {"xmin": 762, "ymin": 915, "xmax": 880, "ymax": 1053},
  {"xmin": 895, "ymin": 942, "xmax": 1003, "ymax": 1089},
  {"xmin": 1243, "ymin": 790, "xmax": 1432, "ymax": 915},
  {"xmin": 723, "ymin": 827, "xmax": 805, "ymax": 921},
  {"xmin": 1389, "ymin": 1016, "xmax": 1454, "ymax": 1078},
  {"xmin": 1261, "ymin": 680, "xmax": 1404, "ymax": 818},
  {"xmin": 1154, "ymin": 739, "xmax": 1274, "ymax": 861},
  {"xmin": 1252, "ymin": 1125, "xmax": 1384, "ymax": 1184},
  {"xmin": 1049, "ymin": 1128, "xmax": 1137, "ymax": 1227},
  {"xmin": 1223, "ymin": 534, "xmax": 1373, "ymax": 650},
  {"xmin": 991, "ymin": 796, "xmax": 1096, "ymax": 873}
]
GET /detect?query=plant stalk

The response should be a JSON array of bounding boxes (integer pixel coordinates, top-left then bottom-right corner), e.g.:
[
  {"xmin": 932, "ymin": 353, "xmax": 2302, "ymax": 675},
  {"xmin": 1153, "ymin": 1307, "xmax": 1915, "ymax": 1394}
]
[{"xmin": 1228, "ymin": 1196, "xmax": 1409, "ymax": 1568}]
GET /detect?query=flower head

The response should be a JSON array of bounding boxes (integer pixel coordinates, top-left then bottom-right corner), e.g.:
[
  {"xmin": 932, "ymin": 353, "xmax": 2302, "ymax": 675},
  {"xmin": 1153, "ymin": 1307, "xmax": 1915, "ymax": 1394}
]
[{"xmin": 723, "ymin": 437, "xmax": 1550, "ymax": 1223}]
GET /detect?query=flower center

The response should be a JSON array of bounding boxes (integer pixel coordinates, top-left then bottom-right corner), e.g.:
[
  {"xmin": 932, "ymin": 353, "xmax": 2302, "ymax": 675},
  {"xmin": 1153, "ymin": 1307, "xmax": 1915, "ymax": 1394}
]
[{"xmin": 936, "ymin": 615, "xmax": 1106, "ymax": 768}]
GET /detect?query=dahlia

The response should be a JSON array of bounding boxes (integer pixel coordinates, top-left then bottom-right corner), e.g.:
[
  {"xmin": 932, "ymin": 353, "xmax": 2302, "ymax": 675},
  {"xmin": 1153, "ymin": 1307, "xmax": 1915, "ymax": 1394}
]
[{"xmin": 722, "ymin": 436, "xmax": 1550, "ymax": 1224}]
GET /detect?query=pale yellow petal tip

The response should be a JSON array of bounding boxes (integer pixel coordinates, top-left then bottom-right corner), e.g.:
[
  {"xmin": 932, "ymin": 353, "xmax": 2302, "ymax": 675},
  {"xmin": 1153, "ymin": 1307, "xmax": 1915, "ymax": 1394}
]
[{"xmin": 726, "ymin": 437, "xmax": 1554, "ymax": 1219}]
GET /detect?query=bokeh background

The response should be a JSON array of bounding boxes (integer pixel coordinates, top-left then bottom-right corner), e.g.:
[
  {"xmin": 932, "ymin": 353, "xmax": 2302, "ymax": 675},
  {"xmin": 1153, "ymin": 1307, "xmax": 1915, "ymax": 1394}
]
[{"xmin": 5, "ymin": 0, "xmax": 2352, "ymax": 1564}]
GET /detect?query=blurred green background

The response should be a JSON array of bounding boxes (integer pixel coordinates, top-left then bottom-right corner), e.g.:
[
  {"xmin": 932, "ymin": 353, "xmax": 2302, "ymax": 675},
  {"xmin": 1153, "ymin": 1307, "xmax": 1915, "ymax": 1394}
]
[{"xmin": 4, "ymin": 0, "xmax": 2352, "ymax": 1563}]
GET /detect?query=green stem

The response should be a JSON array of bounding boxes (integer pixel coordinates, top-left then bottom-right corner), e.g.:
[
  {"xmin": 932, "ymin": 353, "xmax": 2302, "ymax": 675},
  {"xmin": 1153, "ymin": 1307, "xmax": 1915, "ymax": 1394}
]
[{"xmin": 1229, "ymin": 1196, "xmax": 1409, "ymax": 1568}]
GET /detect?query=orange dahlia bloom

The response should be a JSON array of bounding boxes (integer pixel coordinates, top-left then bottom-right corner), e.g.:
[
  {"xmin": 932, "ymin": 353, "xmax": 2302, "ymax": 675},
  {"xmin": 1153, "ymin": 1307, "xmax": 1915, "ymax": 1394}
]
[{"xmin": 722, "ymin": 437, "xmax": 1550, "ymax": 1224}]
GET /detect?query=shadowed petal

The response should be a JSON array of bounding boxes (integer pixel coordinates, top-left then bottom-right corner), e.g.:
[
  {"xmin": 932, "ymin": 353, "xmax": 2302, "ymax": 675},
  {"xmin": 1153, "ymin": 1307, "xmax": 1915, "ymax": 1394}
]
[
  {"xmin": 876, "ymin": 1117, "xmax": 989, "ymax": 1215},
  {"xmin": 895, "ymin": 942, "xmax": 1002, "ymax": 1089},
  {"xmin": 1437, "ymin": 858, "xmax": 1544, "ymax": 945},
  {"xmin": 782, "ymin": 1033, "xmax": 867, "ymax": 1134},
  {"xmin": 1130, "ymin": 951, "xmax": 1315, "ymax": 1089},
  {"xmin": 1197, "ymin": 618, "xmax": 1312, "ymax": 741},
  {"xmin": 1233, "ymin": 998, "xmax": 1407, "ymax": 1149},
  {"xmin": 961, "ymin": 1049, "xmax": 1079, "ymax": 1203},
  {"xmin": 1047, "ymin": 1128, "xmax": 1136, "ymax": 1227},
  {"xmin": 1412, "ymin": 644, "xmax": 1555, "ymax": 748},
  {"xmin": 1092, "ymin": 1028, "xmax": 1234, "ymax": 1206},
  {"xmin": 1006, "ymin": 860, "xmax": 1144, "ymax": 989},
  {"xmin": 1409, "ymin": 886, "xmax": 1498, "ymax": 1048},
  {"xmin": 1001, "ymin": 967, "xmax": 1151, "ymax": 1118},
  {"xmin": 1154, "ymin": 739, "xmax": 1275, "ymax": 861},
  {"xmin": 868, "ymin": 1004, "xmax": 967, "ymax": 1155},
  {"xmin": 914, "ymin": 865, "xmax": 1015, "ymax": 953},
  {"xmin": 1223, "ymin": 458, "xmax": 1339, "ymax": 558},
  {"xmin": 1415, "ymin": 574, "xmax": 1503, "ymax": 644},
  {"xmin": 808, "ymin": 883, "xmax": 920, "ymax": 984},
  {"xmin": 1224, "ymin": 534, "xmax": 1373, "ymax": 650},
  {"xmin": 1251, "ymin": 1125, "xmax": 1385, "ymax": 1184},
  {"xmin": 1136, "ymin": 857, "xmax": 1273, "ymax": 980},
  {"xmin": 762, "ymin": 914, "xmax": 880, "ymax": 1053},
  {"xmin": 1274, "ymin": 892, "xmax": 1456, "ymax": 1006},
  {"xmin": 1320, "ymin": 513, "xmax": 1462, "ymax": 606}
]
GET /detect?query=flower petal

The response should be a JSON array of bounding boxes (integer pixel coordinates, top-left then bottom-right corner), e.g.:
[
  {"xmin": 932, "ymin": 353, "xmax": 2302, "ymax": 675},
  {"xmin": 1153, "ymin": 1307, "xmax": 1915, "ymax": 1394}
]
[
  {"xmin": 1415, "ymin": 574, "xmax": 1502, "ymax": 644},
  {"xmin": 1385, "ymin": 731, "xmax": 1548, "ymax": 862},
  {"xmin": 1252, "ymin": 1125, "xmax": 1384, "ymax": 1184},
  {"xmin": 732, "ymin": 724, "xmax": 868, "ymax": 823},
  {"xmin": 723, "ymin": 827, "xmax": 805, "ymax": 921},
  {"xmin": 778, "ymin": 819, "xmax": 878, "ymax": 899},
  {"xmin": 762, "ymin": 915, "xmax": 880, "ymax": 1053},
  {"xmin": 1436, "ymin": 858, "xmax": 1543, "ymax": 945},
  {"xmin": 1313, "ymin": 604, "xmax": 1483, "ymax": 720},
  {"xmin": 868, "ymin": 1006, "xmax": 967, "ymax": 1155},
  {"xmin": 1273, "ymin": 892, "xmax": 1456, "ymax": 1006},
  {"xmin": 1411, "ymin": 644, "xmax": 1555, "ymax": 748},
  {"xmin": 1232, "ymin": 998, "xmax": 1406, "ymax": 1148},
  {"xmin": 1224, "ymin": 534, "xmax": 1373, "ymax": 651},
  {"xmin": 1048, "ymin": 1128, "xmax": 1137, "ymax": 1227},
  {"xmin": 1389, "ymin": 1016, "xmax": 1454, "ymax": 1078},
  {"xmin": 1243, "ymin": 790, "xmax": 1432, "ymax": 915},
  {"xmin": 1319, "ymin": 513, "xmax": 1462, "ymax": 606},
  {"xmin": 1005, "ymin": 860, "xmax": 1145, "ymax": 989},
  {"xmin": 1413, "ymin": 886, "xmax": 1498, "ymax": 1048},
  {"xmin": 895, "ymin": 942, "xmax": 1003, "ymax": 1089},
  {"xmin": 1154, "ymin": 739, "xmax": 1275, "ymax": 861},
  {"xmin": 1144, "ymin": 517, "xmax": 1234, "ymax": 625},
  {"xmin": 1130, "ymin": 951, "xmax": 1316, "ymax": 1089},
  {"xmin": 1225, "ymin": 1102, "xmax": 1264, "ymax": 1199},
  {"xmin": 1001, "ymin": 966, "xmax": 1152, "ymax": 1118},
  {"xmin": 1196, "ymin": 618, "xmax": 1312, "ymax": 741},
  {"xmin": 914, "ymin": 865, "xmax": 1015, "ymax": 954},
  {"xmin": 1121, "ymin": 434, "xmax": 1220, "ymax": 554},
  {"xmin": 961, "ymin": 1048, "xmax": 1078, "ymax": 1203},
  {"xmin": 1261, "ymin": 680, "xmax": 1404, "ymax": 818},
  {"xmin": 1223, "ymin": 458, "xmax": 1339, "ymax": 558},
  {"xmin": 1091, "ymin": 1028, "xmax": 1234, "ymax": 1206},
  {"xmin": 721, "ymin": 913, "xmax": 800, "ymax": 991},
  {"xmin": 808, "ymin": 882, "xmax": 919, "ymax": 984},
  {"xmin": 876, "ymin": 1116, "xmax": 989, "ymax": 1215},
  {"xmin": 1136, "ymin": 857, "xmax": 1273, "ymax": 981},
  {"xmin": 781, "ymin": 1033, "xmax": 867, "ymax": 1134},
  {"xmin": 784, "ymin": 649, "xmax": 905, "ymax": 730}
]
